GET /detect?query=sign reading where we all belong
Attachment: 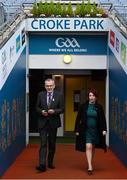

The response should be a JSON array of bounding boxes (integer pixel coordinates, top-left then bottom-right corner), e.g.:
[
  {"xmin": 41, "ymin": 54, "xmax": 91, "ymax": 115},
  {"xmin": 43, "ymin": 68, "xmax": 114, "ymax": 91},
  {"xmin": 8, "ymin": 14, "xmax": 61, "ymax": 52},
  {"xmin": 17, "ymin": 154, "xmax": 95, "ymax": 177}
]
[{"xmin": 26, "ymin": 18, "xmax": 110, "ymax": 31}]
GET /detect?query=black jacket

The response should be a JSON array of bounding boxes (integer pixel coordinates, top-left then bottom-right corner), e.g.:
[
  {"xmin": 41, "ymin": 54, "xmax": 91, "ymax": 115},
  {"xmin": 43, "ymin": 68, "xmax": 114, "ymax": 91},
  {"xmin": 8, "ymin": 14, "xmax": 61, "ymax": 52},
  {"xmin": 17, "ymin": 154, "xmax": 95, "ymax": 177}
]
[
  {"xmin": 36, "ymin": 90, "xmax": 64, "ymax": 129},
  {"xmin": 74, "ymin": 101, "xmax": 107, "ymax": 152}
]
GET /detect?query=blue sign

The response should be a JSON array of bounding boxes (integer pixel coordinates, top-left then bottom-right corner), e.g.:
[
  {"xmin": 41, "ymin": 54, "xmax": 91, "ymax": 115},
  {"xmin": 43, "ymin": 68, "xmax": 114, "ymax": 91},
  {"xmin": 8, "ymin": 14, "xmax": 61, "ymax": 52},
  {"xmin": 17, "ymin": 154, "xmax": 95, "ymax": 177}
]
[
  {"xmin": 16, "ymin": 35, "xmax": 20, "ymax": 53},
  {"xmin": 29, "ymin": 35, "xmax": 107, "ymax": 55}
]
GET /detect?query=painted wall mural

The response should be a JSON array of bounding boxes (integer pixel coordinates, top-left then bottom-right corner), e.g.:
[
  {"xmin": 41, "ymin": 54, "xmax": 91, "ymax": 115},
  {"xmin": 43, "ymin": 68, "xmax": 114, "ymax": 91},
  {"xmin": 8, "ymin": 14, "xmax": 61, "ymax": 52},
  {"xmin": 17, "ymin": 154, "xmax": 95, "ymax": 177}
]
[
  {"xmin": 110, "ymin": 97, "xmax": 127, "ymax": 145},
  {"xmin": 0, "ymin": 97, "xmax": 25, "ymax": 153},
  {"xmin": 109, "ymin": 48, "xmax": 127, "ymax": 166},
  {"xmin": 0, "ymin": 45, "xmax": 26, "ymax": 176}
]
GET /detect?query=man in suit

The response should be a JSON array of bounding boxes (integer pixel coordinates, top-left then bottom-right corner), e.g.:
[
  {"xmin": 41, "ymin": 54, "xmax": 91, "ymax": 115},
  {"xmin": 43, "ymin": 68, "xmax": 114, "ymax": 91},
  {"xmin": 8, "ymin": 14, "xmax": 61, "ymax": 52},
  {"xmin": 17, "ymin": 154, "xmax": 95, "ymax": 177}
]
[{"xmin": 36, "ymin": 78, "xmax": 64, "ymax": 172}]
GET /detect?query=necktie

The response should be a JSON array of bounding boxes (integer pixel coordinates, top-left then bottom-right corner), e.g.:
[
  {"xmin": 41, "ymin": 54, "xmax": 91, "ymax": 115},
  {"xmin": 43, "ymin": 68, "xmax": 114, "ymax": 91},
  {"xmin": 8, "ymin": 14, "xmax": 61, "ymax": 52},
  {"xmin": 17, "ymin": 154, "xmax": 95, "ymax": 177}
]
[{"xmin": 48, "ymin": 92, "xmax": 51, "ymax": 108}]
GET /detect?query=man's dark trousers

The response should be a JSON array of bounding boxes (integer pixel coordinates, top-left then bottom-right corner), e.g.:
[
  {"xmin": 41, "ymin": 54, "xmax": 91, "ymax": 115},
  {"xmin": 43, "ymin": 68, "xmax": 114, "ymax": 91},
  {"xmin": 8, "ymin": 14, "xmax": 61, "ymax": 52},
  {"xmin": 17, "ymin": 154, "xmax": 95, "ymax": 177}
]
[{"xmin": 39, "ymin": 122, "xmax": 57, "ymax": 167}]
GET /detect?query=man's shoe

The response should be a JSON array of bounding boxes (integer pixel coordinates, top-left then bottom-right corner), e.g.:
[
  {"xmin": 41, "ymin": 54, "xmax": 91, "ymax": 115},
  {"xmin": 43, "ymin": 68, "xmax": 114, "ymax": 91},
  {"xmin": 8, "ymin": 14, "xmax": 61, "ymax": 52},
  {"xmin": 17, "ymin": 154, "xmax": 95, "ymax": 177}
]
[
  {"xmin": 48, "ymin": 164, "xmax": 55, "ymax": 169},
  {"xmin": 36, "ymin": 165, "xmax": 46, "ymax": 172}
]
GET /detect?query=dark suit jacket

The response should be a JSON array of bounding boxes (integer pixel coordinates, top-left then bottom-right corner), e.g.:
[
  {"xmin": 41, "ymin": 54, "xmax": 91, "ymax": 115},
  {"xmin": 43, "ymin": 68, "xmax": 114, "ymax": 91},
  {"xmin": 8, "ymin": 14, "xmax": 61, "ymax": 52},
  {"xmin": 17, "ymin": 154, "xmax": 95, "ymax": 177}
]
[
  {"xmin": 36, "ymin": 90, "xmax": 64, "ymax": 129},
  {"xmin": 74, "ymin": 101, "xmax": 107, "ymax": 152}
]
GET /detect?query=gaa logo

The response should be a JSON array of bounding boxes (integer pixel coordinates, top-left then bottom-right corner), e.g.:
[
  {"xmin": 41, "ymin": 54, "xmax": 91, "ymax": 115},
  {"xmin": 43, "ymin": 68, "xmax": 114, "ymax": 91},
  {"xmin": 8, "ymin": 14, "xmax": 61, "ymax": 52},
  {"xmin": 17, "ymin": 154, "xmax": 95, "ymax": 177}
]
[{"xmin": 55, "ymin": 37, "xmax": 80, "ymax": 48}]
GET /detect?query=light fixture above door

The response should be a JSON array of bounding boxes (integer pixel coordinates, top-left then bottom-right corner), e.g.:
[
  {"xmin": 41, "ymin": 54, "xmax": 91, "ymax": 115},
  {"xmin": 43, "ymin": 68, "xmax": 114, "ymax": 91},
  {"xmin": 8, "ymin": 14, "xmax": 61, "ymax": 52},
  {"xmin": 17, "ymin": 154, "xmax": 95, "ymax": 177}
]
[{"xmin": 63, "ymin": 55, "xmax": 72, "ymax": 64}]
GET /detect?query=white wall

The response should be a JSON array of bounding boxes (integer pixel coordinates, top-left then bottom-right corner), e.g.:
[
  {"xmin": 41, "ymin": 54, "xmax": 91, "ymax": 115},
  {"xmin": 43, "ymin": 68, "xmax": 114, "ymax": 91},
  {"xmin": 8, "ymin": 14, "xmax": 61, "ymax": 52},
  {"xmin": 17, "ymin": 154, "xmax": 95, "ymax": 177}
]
[{"xmin": 29, "ymin": 55, "xmax": 107, "ymax": 69}]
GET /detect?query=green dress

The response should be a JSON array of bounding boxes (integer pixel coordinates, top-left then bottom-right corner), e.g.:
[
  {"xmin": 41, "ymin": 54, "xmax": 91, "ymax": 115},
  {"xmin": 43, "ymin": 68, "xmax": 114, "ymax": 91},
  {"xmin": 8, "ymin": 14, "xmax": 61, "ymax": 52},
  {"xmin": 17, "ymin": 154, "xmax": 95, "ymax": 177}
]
[{"xmin": 85, "ymin": 103, "xmax": 99, "ymax": 145}]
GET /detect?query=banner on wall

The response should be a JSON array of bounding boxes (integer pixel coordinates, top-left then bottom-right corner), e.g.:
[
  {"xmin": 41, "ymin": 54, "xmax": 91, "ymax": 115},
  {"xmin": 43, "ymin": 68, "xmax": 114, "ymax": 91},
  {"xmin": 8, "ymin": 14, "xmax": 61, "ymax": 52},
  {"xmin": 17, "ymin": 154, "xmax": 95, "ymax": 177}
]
[
  {"xmin": 26, "ymin": 18, "xmax": 110, "ymax": 32},
  {"xmin": 29, "ymin": 34, "xmax": 107, "ymax": 55},
  {"xmin": 0, "ymin": 51, "xmax": 2, "ymax": 87},
  {"xmin": 0, "ymin": 21, "xmax": 26, "ymax": 90},
  {"xmin": 108, "ymin": 22, "xmax": 127, "ymax": 73}
]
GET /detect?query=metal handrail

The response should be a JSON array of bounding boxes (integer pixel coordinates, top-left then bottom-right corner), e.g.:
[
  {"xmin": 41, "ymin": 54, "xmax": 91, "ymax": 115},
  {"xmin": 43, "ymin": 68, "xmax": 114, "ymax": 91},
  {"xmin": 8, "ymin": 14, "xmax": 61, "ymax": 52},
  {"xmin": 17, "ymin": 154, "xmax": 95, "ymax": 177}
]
[
  {"xmin": 99, "ymin": 2, "xmax": 127, "ymax": 34},
  {"xmin": 111, "ymin": 8, "xmax": 127, "ymax": 26},
  {"xmin": 0, "ymin": 10, "xmax": 26, "ymax": 47},
  {"xmin": 99, "ymin": 2, "xmax": 113, "ymax": 10}
]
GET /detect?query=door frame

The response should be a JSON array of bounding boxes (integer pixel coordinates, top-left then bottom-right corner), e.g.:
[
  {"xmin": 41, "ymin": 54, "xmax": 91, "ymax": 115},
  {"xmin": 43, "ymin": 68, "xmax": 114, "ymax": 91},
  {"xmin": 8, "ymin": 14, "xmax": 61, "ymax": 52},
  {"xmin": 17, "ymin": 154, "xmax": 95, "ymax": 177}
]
[{"xmin": 27, "ymin": 54, "xmax": 108, "ymax": 144}]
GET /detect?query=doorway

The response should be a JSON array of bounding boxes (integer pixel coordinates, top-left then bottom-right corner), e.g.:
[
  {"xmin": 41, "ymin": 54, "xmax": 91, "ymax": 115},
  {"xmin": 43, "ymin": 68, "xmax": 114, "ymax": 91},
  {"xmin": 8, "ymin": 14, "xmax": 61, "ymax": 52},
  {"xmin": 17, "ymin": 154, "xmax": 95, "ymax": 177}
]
[
  {"xmin": 64, "ymin": 74, "xmax": 106, "ymax": 134},
  {"xmin": 29, "ymin": 69, "xmax": 106, "ymax": 137}
]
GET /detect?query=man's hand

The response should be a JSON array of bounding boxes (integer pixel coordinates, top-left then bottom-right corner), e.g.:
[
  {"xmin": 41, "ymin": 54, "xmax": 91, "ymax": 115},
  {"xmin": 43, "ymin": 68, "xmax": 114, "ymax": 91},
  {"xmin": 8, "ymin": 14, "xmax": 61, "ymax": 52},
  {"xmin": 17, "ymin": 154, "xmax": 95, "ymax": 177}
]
[
  {"xmin": 75, "ymin": 132, "xmax": 79, "ymax": 136},
  {"xmin": 48, "ymin": 109, "xmax": 55, "ymax": 114},
  {"xmin": 42, "ymin": 110, "xmax": 48, "ymax": 116}
]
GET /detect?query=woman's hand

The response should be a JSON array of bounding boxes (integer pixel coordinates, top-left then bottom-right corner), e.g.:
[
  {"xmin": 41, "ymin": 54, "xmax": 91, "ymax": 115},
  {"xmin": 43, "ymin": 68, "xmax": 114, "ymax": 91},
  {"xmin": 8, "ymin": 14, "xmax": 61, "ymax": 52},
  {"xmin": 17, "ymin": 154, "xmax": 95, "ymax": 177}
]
[
  {"xmin": 102, "ymin": 131, "xmax": 106, "ymax": 136},
  {"xmin": 75, "ymin": 132, "xmax": 79, "ymax": 136}
]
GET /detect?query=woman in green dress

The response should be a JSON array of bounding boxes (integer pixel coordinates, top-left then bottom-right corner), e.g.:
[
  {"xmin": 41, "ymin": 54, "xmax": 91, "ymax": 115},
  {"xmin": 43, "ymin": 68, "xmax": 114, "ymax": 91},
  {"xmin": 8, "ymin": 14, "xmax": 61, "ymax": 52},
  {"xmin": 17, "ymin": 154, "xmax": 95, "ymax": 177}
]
[{"xmin": 75, "ymin": 89, "xmax": 107, "ymax": 175}]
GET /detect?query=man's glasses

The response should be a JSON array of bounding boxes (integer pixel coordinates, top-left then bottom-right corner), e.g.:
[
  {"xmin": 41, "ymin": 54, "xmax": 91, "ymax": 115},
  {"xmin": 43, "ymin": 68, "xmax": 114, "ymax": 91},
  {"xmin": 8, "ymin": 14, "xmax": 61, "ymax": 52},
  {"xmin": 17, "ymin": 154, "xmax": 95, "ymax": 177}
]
[{"xmin": 45, "ymin": 85, "xmax": 54, "ymax": 87}]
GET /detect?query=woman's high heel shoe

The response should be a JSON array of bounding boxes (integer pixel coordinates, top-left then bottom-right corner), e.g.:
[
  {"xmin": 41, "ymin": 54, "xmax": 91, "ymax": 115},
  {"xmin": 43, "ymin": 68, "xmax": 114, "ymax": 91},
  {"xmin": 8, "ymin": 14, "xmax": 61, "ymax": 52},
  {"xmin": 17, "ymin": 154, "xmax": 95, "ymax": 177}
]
[{"xmin": 87, "ymin": 169, "xmax": 93, "ymax": 175}]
